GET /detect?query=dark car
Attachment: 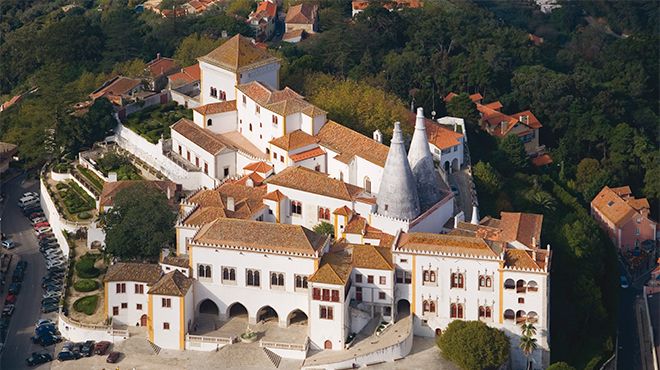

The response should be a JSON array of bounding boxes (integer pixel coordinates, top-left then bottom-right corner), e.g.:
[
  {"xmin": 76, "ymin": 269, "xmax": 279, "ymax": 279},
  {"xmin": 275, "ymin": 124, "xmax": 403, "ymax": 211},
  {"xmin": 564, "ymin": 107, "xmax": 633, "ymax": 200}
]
[
  {"xmin": 71, "ymin": 342, "xmax": 84, "ymax": 354},
  {"xmin": 41, "ymin": 303, "xmax": 59, "ymax": 314},
  {"xmin": 33, "ymin": 334, "xmax": 61, "ymax": 346},
  {"xmin": 35, "ymin": 325, "xmax": 59, "ymax": 337},
  {"xmin": 8, "ymin": 282, "xmax": 20, "ymax": 295},
  {"xmin": 2, "ymin": 304, "xmax": 15, "ymax": 317},
  {"xmin": 57, "ymin": 350, "xmax": 80, "ymax": 362},
  {"xmin": 17, "ymin": 260, "xmax": 27, "ymax": 270},
  {"xmin": 106, "ymin": 351, "xmax": 121, "ymax": 363},
  {"xmin": 81, "ymin": 340, "xmax": 95, "ymax": 357},
  {"xmin": 26, "ymin": 352, "xmax": 53, "ymax": 367},
  {"xmin": 94, "ymin": 341, "xmax": 111, "ymax": 355},
  {"xmin": 12, "ymin": 269, "xmax": 24, "ymax": 282}
]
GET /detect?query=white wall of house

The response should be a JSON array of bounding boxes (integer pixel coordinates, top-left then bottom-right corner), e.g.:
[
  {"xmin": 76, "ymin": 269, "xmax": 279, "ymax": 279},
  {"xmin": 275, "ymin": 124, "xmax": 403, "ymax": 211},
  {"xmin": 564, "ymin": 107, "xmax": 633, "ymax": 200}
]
[
  {"xmin": 292, "ymin": 155, "xmax": 326, "ymax": 173},
  {"xmin": 408, "ymin": 196, "xmax": 455, "ymax": 233},
  {"xmin": 240, "ymin": 63, "xmax": 280, "ymax": 90},
  {"xmin": 106, "ymin": 281, "xmax": 150, "ymax": 327},
  {"xmin": 171, "ymin": 130, "xmax": 219, "ymax": 178},
  {"xmin": 237, "ymin": 94, "xmax": 283, "ymax": 153},
  {"xmin": 200, "ymin": 62, "xmax": 238, "ymax": 104},
  {"xmin": 351, "ymin": 268, "xmax": 395, "ymax": 321},
  {"xmin": 151, "ymin": 294, "xmax": 184, "ymax": 350},
  {"xmin": 308, "ymin": 282, "xmax": 348, "ymax": 351},
  {"xmin": 190, "ymin": 245, "xmax": 318, "ymax": 327}
]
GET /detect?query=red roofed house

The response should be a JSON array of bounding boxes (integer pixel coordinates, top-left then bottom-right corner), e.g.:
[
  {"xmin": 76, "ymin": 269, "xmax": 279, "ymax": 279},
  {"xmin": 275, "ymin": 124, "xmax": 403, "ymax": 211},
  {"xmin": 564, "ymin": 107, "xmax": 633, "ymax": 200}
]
[
  {"xmin": 352, "ymin": 0, "xmax": 423, "ymax": 17},
  {"xmin": 445, "ymin": 92, "xmax": 546, "ymax": 159},
  {"xmin": 591, "ymin": 186, "xmax": 657, "ymax": 252},
  {"xmin": 145, "ymin": 53, "xmax": 181, "ymax": 91},
  {"xmin": 285, "ymin": 3, "xmax": 318, "ymax": 34},
  {"xmin": 247, "ymin": 0, "xmax": 278, "ymax": 41},
  {"xmin": 405, "ymin": 112, "xmax": 465, "ymax": 173}
]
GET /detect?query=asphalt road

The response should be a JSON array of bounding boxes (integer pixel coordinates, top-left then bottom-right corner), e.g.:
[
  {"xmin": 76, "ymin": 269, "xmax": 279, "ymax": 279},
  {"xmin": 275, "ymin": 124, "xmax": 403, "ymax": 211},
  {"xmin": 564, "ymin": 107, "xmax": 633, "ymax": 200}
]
[
  {"xmin": 0, "ymin": 175, "xmax": 55, "ymax": 370},
  {"xmin": 617, "ymin": 259, "xmax": 642, "ymax": 370}
]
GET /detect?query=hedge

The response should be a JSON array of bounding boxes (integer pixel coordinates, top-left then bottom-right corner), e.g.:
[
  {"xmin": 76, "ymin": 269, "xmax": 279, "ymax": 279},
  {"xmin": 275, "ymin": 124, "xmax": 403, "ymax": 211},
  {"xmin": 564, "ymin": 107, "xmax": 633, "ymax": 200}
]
[
  {"xmin": 73, "ymin": 295, "xmax": 99, "ymax": 315},
  {"xmin": 73, "ymin": 279, "xmax": 98, "ymax": 292},
  {"xmin": 75, "ymin": 255, "xmax": 100, "ymax": 278}
]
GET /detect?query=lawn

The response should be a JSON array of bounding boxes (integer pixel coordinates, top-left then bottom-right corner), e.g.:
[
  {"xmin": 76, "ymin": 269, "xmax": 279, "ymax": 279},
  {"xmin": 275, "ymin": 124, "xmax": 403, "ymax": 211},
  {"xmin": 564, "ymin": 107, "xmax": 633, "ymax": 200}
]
[
  {"xmin": 76, "ymin": 165, "xmax": 104, "ymax": 193},
  {"xmin": 125, "ymin": 101, "xmax": 192, "ymax": 144},
  {"xmin": 73, "ymin": 295, "xmax": 99, "ymax": 315},
  {"xmin": 75, "ymin": 254, "xmax": 101, "ymax": 279},
  {"xmin": 95, "ymin": 153, "xmax": 142, "ymax": 180}
]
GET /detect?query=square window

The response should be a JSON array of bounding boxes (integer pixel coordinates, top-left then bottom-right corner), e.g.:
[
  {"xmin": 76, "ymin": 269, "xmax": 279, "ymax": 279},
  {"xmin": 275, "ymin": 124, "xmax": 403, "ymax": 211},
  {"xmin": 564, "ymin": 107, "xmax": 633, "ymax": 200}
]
[
  {"xmin": 121, "ymin": 303, "xmax": 127, "ymax": 309},
  {"xmin": 378, "ymin": 292, "xmax": 386, "ymax": 300},
  {"xmin": 163, "ymin": 322, "xmax": 170, "ymax": 330},
  {"xmin": 367, "ymin": 275, "xmax": 374, "ymax": 284},
  {"xmin": 112, "ymin": 307, "xmax": 119, "ymax": 316},
  {"xmin": 518, "ymin": 297, "xmax": 525, "ymax": 304},
  {"xmin": 356, "ymin": 274, "xmax": 363, "ymax": 283},
  {"xmin": 137, "ymin": 304, "xmax": 143, "ymax": 310},
  {"xmin": 379, "ymin": 276, "xmax": 386, "ymax": 285}
]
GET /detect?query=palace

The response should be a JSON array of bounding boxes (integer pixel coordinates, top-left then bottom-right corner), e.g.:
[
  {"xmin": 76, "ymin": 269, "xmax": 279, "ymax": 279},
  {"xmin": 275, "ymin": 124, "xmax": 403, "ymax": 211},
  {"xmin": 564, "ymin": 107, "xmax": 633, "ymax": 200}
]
[{"xmin": 103, "ymin": 35, "xmax": 551, "ymax": 369}]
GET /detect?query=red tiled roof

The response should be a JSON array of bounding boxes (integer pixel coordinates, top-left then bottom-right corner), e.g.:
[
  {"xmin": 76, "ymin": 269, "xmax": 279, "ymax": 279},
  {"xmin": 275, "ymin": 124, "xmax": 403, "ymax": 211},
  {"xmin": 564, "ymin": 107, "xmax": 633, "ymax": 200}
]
[
  {"xmin": 531, "ymin": 154, "xmax": 553, "ymax": 167},
  {"xmin": 168, "ymin": 64, "xmax": 201, "ymax": 85},
  {"xmin": 193, "ymin": 100, "xmax": 237, "ymax": 115},
  {"xmin": 171, "ymin": 118, "xmax": 231, "ymax": 154},
  {"xmin": 253, "ymin": 0, "xmax": 277, "ymax": 18},
  {"xmin": 406, "ymin": 111, "xmax": 463, "ymax": 150},
  {"xmin": 289, "ymin": 147, "xmax": 326, "ymax": 162},
  {"xmin": 263, "ymin": 189, "xmax": 286, "ymax": 201},
  {"xmin": 90, "ymin": 76, "xmax": 142, "ymax": 100},
  {"xmin": 282, "ymin": 29, "xmax": 306, "ymax": 41},
  {"xmin": 243, "ymin": 161, "xmax": 273, "ymax": 173},
  {"xmin": 146, "ymin": 56, "xmax": 179, "ymax": 78},
  {"xmin": 269, "ymin": 129, "xmax": 318, "ymax": 151},
  {"xmin": 286, "ymin": 3, "xmax": 318, "ymax": 24},
  {"xmin": 591, "ymin": 186, "xmax": 652, "ymax": 227}
]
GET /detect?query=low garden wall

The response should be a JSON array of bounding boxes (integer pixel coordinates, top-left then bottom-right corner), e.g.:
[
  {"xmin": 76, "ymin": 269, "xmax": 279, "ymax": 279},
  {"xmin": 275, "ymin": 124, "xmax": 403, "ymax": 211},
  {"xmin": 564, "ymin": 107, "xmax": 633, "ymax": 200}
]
[
  {"xmin": 185, "ymin": 334, "xmax": 234, "ymax": 351},
  {"xmin": 58, "ymin": 312, "xmax": 128, "ymax": 343}
]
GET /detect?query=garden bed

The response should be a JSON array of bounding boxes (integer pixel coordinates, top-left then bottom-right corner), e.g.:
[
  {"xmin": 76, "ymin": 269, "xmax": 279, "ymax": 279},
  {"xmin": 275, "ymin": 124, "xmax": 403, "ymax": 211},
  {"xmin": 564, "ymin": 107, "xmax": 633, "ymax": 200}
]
[
  {"xmin": 125, "ymin": 101, "xmax": 192, "ymax": 144},
  {"xmin": 49, "ymin": 180, "xmax": 96, "ymax": 222},
  {"xmin": 95, "ymin": 153, "xmax": 142, "ymax": 180},
  {"xmin": 73, "ymin": 295, "xmax": 99, "ymax": 315}
]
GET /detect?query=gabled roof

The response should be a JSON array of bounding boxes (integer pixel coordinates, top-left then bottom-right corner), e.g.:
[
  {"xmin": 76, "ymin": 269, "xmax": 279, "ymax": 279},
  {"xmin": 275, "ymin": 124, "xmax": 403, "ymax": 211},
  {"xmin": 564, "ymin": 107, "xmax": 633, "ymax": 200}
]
[
  {"xmin": 263, "ymin": 189, "xmax": 286, "ymax": 202},
  {"xmin": 285, "ymin": 3, "xmax": 318, "ymax": 24},
  {"xmin": 104, "ymin": 263, "xmax": 163, "ymax": 284},
  {"xmin": 90, "ymin": 76, "xmax": 142, "ymax": 100},
  {"xmin": 243, "ymin": 161, "xmax": 273, "ymax": 174},
  {"xmin": 406, "ymin": 111, "xmax": 463, "ymax": 150},
  {"xmin": 198, "ymin": 34, "xmax": 279, "ymax": 73},
  {"xmin": 333, "ymin": 206, "xmax": 353, "ymax": 216},
  {"xmin": 193, "ymin": 100, "xmax": 236, "ymax": 115},
  {"xmin": 499, "ymin": 212, "xmax": 543, "ymax": 248},
  {"xmin": 183, "ymin": 181, "xmax": 267, "ymax": 224},
  {"xmin": 269, "ymin": 129, "xmax": 318, "ymax": 151},
  {"xmin": 396, "ymin": 233, "xmax": 499, "ymax": 258},
  {"xmin": 351, "ymin": 244, "xmax": 393, "ymax": 270},
  {"xmin": 145, "ymin": 56, "xmax": 179, "ymax": 78},
  {"xmin": 289, "ymin": 147, "xmax": 325, "ymax": 162},
  {"xmin": 236, "ymin": 81, "xmax": 323, "ymax": 117},
  {"xmin": 193, "ymin": 218, "xmax": 327, "ymax": 257},
  {"xmin": 591, "ymin": 186, "xmax": 651, "ymax": 227},
  {"xmin": 266, "ymin": 166, "xmax": 367, "ymax": 202},
  {"xmin": 171, "ymin": 118, "xmax": 232, "ymax": 155},
  {"xmin": 308, "ymin": 252, "xmax": 352, "ymax": 285},
  {"xmin": 250, "ymin": 0, "xmax": 277, "ymax": 20},
  {"xmin": 161, "ymin": 255, "xmax": 190, "ymax": 268},
  {"xmin": 504, "ymin": 249, "xmax": 548, "ymax": 271},
  {"xmin": 168, "ymin": 64, "xmax": 201, "ymax": 85},
  {"xmin": 316, "ymin": 120, "xmax": 389, "ymax": 167},
  {"xmin": 148, "ymin": 270, "xmax": 193, "ymax": 296}
]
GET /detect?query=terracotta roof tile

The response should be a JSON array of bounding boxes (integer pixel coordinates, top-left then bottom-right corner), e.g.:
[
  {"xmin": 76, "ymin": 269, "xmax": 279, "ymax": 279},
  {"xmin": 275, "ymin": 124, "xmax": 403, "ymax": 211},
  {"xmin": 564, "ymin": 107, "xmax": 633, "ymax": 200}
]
[
  {"xmin": 193, "ymin": 100, "xmax": 236, "ymax": 115},
  {"xmin": 198, "ymin": 35, "xmax": 279, "ymax": 73},
  {"xmin": 263, "ymin": 189, "xmax": 286, "ymax": 201},
  {"xmin": 171, "ymin": 118, "xmax": 231, "ymax": 154},
  {"xmin": 146, "ymin": 56, "xmax": 180, "ymax": 78},
  {"xmin": 283, "ymin": 29, "xmax": 307, "ymax": 42},
  {"xmin": 270, "ymin": 130, "xmax": 318, "ymax": 150},
  {"xmin": 531, "ymin": 153, "xmax": 553, "ymax": 167},
  {"xmin": 351, "ymin": 244, "xmax": 393, "ymax": 270},
  {"xmin": 406, "ymin": 111, "xmax": 463, "ymax": 150},
  {"xmin": 162, "ymin": 255, "xmax": 190, "ymax": 268},
  {"xmin": 333, "ymin": 206, "xmax": 353, "ymax": 216},
  {"xmin": 396, "ymin": 233, "xmax": 499, "ymax": 258},
  {"xmin": 234, "ymin": 172, "xmax": 265, "ymax": 186},
  {"xmin": 90, "ymin": 76, "xmax": 142, "ymax": 100},
  {"xmin": 243, "ymin": 161, "xmax": 273, "ymax": 173},
  {"xmin": 100, "ymin": 180, "xmax": 178, "ymax": 208},
  {"xmin": 316, "ymin": 121, "xmax": 389, "ymax": 167},
  {"xmin": 504, "ymin": 249, "xmax": 548, "ymax": 271},
  {"xmin": 308, "ymin": 251, "xmax": 352, "ymax": 285},
  {"xmin": 193, "ymin": 218, "xmax": 327, "ymax": 256},
  {"xmin": 184, "ymin": 181, "xmax": 267, "ymax": 224},
  {"xmin": 266, "ymin": 166, "xmax": 367, "ymax": 201},
  {"xmin": 290, "ymin": 147, "xmax": 325, "ymax": 162},
  {"xmin": 499, "ymin": 212, "xmax": 543, "ymax": 248},
  {"xmin": 168, "ymin": 64, "xmax": 201, "ymax": 85},
  {"xmin": 285, "ymin": 3, "xmax": 318, "ymax": 24},
  {"xmin": 148, "ymin": 270, "xmax": 193, "ymax": 296},
  {"xmin": 591, "ymin": 186, "xmax": 645, "ymax": 227},
  {"xmin": 104, "ymin": 263, "xmax": 163, "ymax": 284}
]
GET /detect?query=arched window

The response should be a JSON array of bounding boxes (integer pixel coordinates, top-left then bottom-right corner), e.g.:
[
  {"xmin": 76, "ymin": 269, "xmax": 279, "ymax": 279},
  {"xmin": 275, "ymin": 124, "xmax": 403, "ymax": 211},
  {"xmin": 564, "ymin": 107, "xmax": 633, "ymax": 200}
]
[
  {"xmin": 485, "ymin": 277, "xmax": 492, "ymax": 287},
  {"xmin": 271, "ymin": 273, "xmax": 278, "ymax": 286},
  {"xmin": 452, "ymin": 273, "xmax": 464, "ymax": 288},
  {"xmin": 450, "ymin": 303, "xmax": 457, "ymax": 318},
  {"xmin": 296, "ymin": 275, "xmax": 302, "ymax": 287},
  {"xmin": 423, "ymin": 271, "xmax": 429, "ymax": 282},
  {"xmin": 318, "ymin": 207, "xmax": 330, "ymax": 221},
  {"xmin": 479, "ymin": 276, "xmax": 485, "ymax": 287},
  {"xmin": 278, "ymin": 273, "xmax": 284, "ymax": 286},
  {"xmin": 516, "ymin": 310, "xmax": 526, "ymax": 323},
  {"xmin": 291, "ymin": 201, "xmax": 302, "ymax": 215},
  {"xmin": 249, "ymin": 123, "xmax": 253, "ymax": 131},
  {"xmin": 229, "ymin": 269, "xmax": 235, "ymax": 281},
  {"xmin": 516, "ymin": 279, "xmax": 526, "ymax": 293},
  {"xmin": 457, "ymin": 304, "xmax": 464, "ymax": 318},
  {"xmin": 458, "ymin": 274, "xmax": 464, "ymax": 288},
  {"xmin": 223, "ymin": 268, "xmax": 229, "ymax": 280},
  {"xmin": 364, "ymin": 177, "xmax": 371, "ymax": 193},
  {"xmin": 527, "ymin": 281, "xmax": 538, "ymax": 292},
  {"xmin": 207, "ymin": 119, "xmax": 212, "ymax": 127},
  {"xmin": 254, "ymin": 270, "xmax": 260, "ymax": 283},
  {"xmin": 479, "ymin": 306, "xmax": 485, "ymax": 318},
  {"xmin": 324, "ymin": 208, "xmax": 330, "ymax": 220},
  {"xmin": 485, "ymin": 306, "xmax": 492, "ymax": 318},
  {"xmin": 205, "ymin": 266, "xmax": 211, "ymax": 277},
  {"xmin": 429, "ymin": 301, "xmax": 436, "ymax": 313},
  {"xmin": 339, "ymin": 172, "xmax": 344, "ymax": 181},
  {"xmin": 527, "ymin": 311, "xmax": 538, "ymax": 323},
  {"xmin": 430, "ymin": 271, "xmax": 436, "ymax": 282},
  {"xmin": 198, "ymin": 264, "xmax": 212, "ymax": 279},
  {"xmin": 504, "ymin": 279, "xmax": 515, "ymax": 289},
  {"xmin": 247, "ymin": 270, "xmax": 254, "ymax": 285},
  {"xmin": 423, "ymin": 300, "xmax": 430, "ymax": 313},
  {"xmin": 198, "ymin": 265, "xmax": 205, "ymax": 277},
  {"xmin": 504, "ymin": 309, "xmax": 515, "ymax": 320}
]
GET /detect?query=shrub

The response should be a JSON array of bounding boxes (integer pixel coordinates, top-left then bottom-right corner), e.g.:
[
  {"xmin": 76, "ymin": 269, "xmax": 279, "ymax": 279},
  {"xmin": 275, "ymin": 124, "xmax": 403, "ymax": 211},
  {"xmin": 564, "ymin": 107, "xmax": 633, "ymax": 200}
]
[
  {"xmin": 73, "ymin": 295, "xmax": 99, "ymax": 315},
  {"xmin": 56, "ymin": 183, "xmax": 68, "ymax": 191},
  {"xmin": 76, "ymin": 255, "xmax": 100, "ymax": 278},
  {"xmin": 78, "ymin": 211, "xmax": 91, "ymax": 220},
  {"xmin": 437, "ymin": 320, "xmax": 510, "ymax": 370},
  {"xmin": 73, "ymin": 279, "xmax": 98, "ymax": 292}
]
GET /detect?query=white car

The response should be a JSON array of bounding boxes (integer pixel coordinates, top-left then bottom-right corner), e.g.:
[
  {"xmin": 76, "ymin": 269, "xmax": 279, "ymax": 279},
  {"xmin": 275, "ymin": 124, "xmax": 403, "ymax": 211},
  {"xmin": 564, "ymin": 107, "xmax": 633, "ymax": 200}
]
[
  {"xmin": 35, "ymin": 227, "xmax": 52, "ymax": 235},
  {"xmin": 45, "ymin": 251, "xmax": 63, "ymax": 260},
  {"xmin": 1, "ymin": 240, "xmax": 15, "ymax": 249},
  {"xmin": 46, "ymin": 259, "xmax": 66, "ymax": 269},
  {"xmin": 22, "ymin": 192, "xmax": 38, "ymax": 199}
]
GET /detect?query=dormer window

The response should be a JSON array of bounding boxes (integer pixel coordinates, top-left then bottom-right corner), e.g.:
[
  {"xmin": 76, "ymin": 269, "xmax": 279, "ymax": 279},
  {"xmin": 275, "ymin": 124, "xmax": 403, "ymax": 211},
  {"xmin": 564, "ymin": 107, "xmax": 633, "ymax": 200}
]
[{"xmin": 607, "ymin": 201, "xmax": 614, "ymax": 207}]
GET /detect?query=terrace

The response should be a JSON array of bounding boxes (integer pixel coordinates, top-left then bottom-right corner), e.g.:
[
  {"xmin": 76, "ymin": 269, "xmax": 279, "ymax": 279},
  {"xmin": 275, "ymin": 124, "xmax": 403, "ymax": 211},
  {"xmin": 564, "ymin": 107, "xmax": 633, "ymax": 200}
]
[
  {"xmin": 124, "ymin": 101, "xmax": 192, "ymax": 144},
  {"xmin": 44, "ymin": 174, "xmax": 97, "ymax": 222}
]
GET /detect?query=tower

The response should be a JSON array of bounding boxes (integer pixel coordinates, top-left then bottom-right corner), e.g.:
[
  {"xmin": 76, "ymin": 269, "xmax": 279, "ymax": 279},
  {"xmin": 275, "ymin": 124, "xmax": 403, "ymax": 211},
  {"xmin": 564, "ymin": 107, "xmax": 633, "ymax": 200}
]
[
  {"xmin": 376, "ymin": 122, "xmax": 420, "ymax": 220},
  {"xmin": 408, "ymin": 107, "xmax": 444, "ymax": 211}
]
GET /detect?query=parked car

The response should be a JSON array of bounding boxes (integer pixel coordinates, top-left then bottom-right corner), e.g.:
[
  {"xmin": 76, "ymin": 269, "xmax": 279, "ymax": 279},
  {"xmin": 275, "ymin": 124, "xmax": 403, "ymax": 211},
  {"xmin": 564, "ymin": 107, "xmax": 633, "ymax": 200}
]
[
  {"xmin": 32, "ymin": 333, "xmax": 62, "ymax": 346},
  {"xmin": 1, "ymin": 240, "xmax": 15, "ymax": 249},
  {"xmin": 620, "ymin": 276, "xmax": 629, "ymax": 289},
  {"xmin": 37, "ymin": 232, "xmax": 54, "ymax": 240},
  {"xmin": 62, "ymin": 341, "xmax": 74, "ymax": 352},
  {"xmin": 29, "ymin": 211, "xmax": 44, "ymax": 219},
  {"xmin": 35, "ymin": 227, "xmax": 52, "ymax": 235},
  {"xmin": 12, "ymin": 269, "xmax": 24, "ymax": 282},
  {"xmin": 17, "ymin": 260, "xmax": 27, "ymax": 270},
  {"xmin": 81, "ymin": 340, "xmax": 96, "ymax": 357},
  {"xmin": 41, "ymin": 303, "xmax": 59, "ymax": 314},
  {"xmin": 106, "ymin": 351, "xmax": 121, "ymax": 363},
  {"xmin": 23, "ymin": 192, "xmax": 39, "ymax": 199},
  {"xmin": 36, "ymin": 319, "xmax": 55, "ymax": 327},
  {"xmin": 8, "ymin": 282, "xmax": 21, "ymax": 295},
  {"xmin": 25, "ymin": 352, "xmax": 53, "ymax": 367},
  {"xmin": 33, "ymin": 221, "xmax": 50, "ymax": 229},
  {"xmin": 31, "ymin": 217, "xmax": 47, "ymax": 225},
  {"xmin": 22, "ymin": 206, "xmax": 43, "ymax": 216},
  {"xmin": 5, "ymin": 293, "xmax": 16, "ymax": 304},
  {"xmin": 2, "ymin": 304, "xmax": 15, "ymax": 317},
  {"xmin": 94, "ymin": 341, "xmax": 111, "ymax": 355},
  {"xmin": 35, "ymin": 325, "xmax": 59, "ymax": 337},
  {"xmin": 57, "ymin": 350, "xmax": 81, "ymax": 362}
]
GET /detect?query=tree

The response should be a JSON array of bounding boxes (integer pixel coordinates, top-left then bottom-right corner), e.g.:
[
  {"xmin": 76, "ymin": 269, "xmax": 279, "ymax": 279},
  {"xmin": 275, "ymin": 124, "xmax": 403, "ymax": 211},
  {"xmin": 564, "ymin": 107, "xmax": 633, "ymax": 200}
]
[
  {"xmin": 445, "ymin": 93, "xmax": 481, "ymax": 128},
  {"xmin": 226, "ymin": 0, "xmax": 254, "ymax": 18},
  {"xmin": 437, "ymin": 320, "xmax": 510, "ymax": 370},
  {"xmin": 102, "ymin": 183, "xmax": 176, "ymax": 260},
  {"xmin": 496, "ymin": 134, "xmax": 529, "ymax": 173},
  {"xmin": 547, "ymin": 362, "xmax": 576, "ymax": 370},
  {"xmin": 519, "ymin": 322, "xmax": 538, "ymax": 368},
  {"xmin": 174, "ymin": 34, "xmax": 221, "ymax": 66},
  {"xmin": 574, "ymin": 158, "xmax": 609, "ymax": 202},
  {"xmin": 473, "ymin": 161, "xmax": 502, "ymax": 195},
  {"xmin": 313, "ymin": 222, "xmax": 334, "ymax": 237}
]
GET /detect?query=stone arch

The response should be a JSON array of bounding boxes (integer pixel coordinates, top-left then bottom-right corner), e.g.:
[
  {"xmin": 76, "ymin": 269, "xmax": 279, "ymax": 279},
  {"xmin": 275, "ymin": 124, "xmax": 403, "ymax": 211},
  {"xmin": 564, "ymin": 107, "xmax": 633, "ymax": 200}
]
[
  {"xmin": 504, "ymin": 279, "xmax": 515, "ymax": 289},
  {"xmin": 199, "ymin": 299, "xmax": 219, "ymax": 316},
  {"xmin": 444, "ymin": 161, "xmax": 450, "ymax": 173},
  {"xmin": 451, "ymin": 158, "xmax": 459, "ymax": 172},
  {"xmin": 256, "ymin": 305, "xmax": 279, "ymax": 323},
  {"xmin": 324, "ymin": 340, "xmax": 332, "ymax": 349},
  {"xmin": 396, "ymin": 299, "xmax": 410, "ymax": 320},
  {"xmin": 504, "ymin": 309, "xmax": 515, "ymax": 321},
  {"xmin": 287, "ymin": 309, "xmax": 308, "ymax": 326},
  {"xmin": 227, "ymin": 302, "xmax": 248, "ymax": 318}
]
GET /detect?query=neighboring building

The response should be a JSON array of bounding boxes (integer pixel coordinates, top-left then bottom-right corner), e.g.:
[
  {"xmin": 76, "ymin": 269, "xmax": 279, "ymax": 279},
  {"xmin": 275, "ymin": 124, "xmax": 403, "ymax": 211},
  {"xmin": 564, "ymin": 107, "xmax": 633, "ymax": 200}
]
[
  {"xmin": 591, "ymin": 186, "xmax": 657, "ymax": 252},
  {"xmin": 98, "ymin": 180, "xmax": 180, "ymax": 211},
  {"xmin": 0, "ymin": 142, "xmax": 18, "ymax": 174},
  {"xmin": 0, "ymin": 94, "xmax": 22, "ymax": 112},
  {"xmin": 145, "ymin": 54, "xmax": 180, "ymax": 91},
  {"xmin": 285, "ymin": 3, "xmax": 318, "ymax": 34},
  {"xmin": 406, "ymin": 112, "xmax": 465, "ymax": 174},
  {"xmin": 90, "ymin": 76, "xmax": 144, "ymax": 106},
  {"xmin": 247, "ymin": 0, "xmax": 278, "ymax": 41},
  {"xmin": 282, "ymin": 29, "xmax": 307, "ymax": 44},
  {"xmin": 104, "ymin": 262, "xmax": 163, "ymax": 327},
  {"xmin": 352, "ymin": 0, "xmax": 423, "ymax": 17}
]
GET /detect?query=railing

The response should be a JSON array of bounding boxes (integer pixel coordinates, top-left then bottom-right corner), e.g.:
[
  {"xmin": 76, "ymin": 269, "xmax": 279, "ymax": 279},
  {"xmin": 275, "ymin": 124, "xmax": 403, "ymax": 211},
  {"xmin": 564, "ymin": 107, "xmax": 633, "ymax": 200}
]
[
  {"xmin": 186, "ymin": 334, "xmax": 235, "ymax": 344},
  {"xmin": 108, "ymin": 328, "xmax": 129, "ymax": 337},
  {"xmin": 260, "ymin": 337, "xmax": 309, "ymax": 351},
  {"xmin": 59, "ymin": 312, "xmax": 119, "ymax": 331}
]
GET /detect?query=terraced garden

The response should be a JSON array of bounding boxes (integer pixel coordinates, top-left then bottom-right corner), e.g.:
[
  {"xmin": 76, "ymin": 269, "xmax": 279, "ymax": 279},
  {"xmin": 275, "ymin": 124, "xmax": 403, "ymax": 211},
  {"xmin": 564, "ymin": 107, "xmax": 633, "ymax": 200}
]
[{"xmin": 125, "ymin": 101, "xmax": 192, "ymax": 144}]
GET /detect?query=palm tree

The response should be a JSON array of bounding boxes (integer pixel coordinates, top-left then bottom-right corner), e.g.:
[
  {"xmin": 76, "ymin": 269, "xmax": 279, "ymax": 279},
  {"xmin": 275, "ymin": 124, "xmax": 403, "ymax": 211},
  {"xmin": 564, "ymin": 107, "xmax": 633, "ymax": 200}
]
[
  {"xmin": 521, "ymin": 322, "xmax": 537, "ymax": 337},
  {"xmin": 520, "ymin": 322, "xmax": 538, "ymax": 369}
]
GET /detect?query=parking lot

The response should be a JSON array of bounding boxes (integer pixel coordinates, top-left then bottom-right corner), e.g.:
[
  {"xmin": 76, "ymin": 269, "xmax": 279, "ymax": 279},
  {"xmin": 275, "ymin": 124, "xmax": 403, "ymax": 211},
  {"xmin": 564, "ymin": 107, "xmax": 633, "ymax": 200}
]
[{"xmin": 1, "ymin": 175, "xmax": 59, "ymax": 370}]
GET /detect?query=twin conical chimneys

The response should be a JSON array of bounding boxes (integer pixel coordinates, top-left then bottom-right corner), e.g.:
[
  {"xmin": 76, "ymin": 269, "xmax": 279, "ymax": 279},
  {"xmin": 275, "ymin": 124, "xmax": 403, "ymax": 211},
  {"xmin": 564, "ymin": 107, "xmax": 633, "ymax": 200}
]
[
  {"xmin": 376, "ymin": 122, "xmax": 420, "ymax": 220},
  {"xmin": 408, "ymin": 107, "xmax": 444, "ymax": 211}
]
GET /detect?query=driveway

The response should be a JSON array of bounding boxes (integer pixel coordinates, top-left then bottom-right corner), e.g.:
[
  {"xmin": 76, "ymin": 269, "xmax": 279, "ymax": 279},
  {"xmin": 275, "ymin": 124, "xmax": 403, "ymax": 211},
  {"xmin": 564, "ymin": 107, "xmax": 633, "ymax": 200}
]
[{"xmin": 1, "ymin": 175, "xmax": 56, "ymax": 370}]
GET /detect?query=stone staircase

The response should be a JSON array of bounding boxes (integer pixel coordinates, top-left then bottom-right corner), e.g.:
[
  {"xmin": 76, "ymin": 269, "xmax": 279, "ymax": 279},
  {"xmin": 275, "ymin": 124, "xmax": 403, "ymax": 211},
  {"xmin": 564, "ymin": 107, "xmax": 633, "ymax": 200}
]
[
  {"xmin": 147, "ymin": 340, "xmax": 162, "ymax": 355},
  {"xmin": 263, "ymin": 347, "xmax": 282, "ymax": 368}
]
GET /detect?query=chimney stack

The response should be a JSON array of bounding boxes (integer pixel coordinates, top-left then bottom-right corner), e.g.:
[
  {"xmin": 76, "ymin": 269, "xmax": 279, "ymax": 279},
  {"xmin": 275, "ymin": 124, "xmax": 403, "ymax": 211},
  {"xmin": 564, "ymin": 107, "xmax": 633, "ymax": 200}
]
[
  {"xmin": 157, "ymin": 52, "xmax": 161, "ymax": 60},
  {"xmin": 470, "ymin": 205, "xmax": 479, "ymax": 225},
  {"xmin": 373, "ymin": 129, "xmax": 382, "ymax": 143},
  {"xmin": 226, "ymin": 197, "xmax": 235, "ymax": 212},
  {"xmin": 166, "ymin": 186, "xmax": 172, "ymax": 200}
]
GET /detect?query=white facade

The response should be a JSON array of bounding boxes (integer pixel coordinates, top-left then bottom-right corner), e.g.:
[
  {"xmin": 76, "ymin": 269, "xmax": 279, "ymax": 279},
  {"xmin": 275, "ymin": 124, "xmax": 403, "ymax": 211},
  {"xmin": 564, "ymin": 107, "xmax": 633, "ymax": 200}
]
[
  {"xmin": 105, "ymin": 280, "xmax": 150, "ymax": 327},
  {"xmin": 308, "ymin": 282, "xmax": 349, "ymax": 350},
  {"xmin": 150, "ymin": 292, "xmax": 190, "ymax": 350}
]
